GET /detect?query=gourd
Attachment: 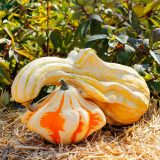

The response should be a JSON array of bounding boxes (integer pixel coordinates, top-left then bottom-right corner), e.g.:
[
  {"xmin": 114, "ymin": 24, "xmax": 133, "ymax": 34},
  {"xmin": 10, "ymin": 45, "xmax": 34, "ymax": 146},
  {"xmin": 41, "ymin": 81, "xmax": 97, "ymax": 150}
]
[
  {"xmin": 11, "ymin": 48, "xmax": 150, "ymax": 126},
  {"xmin": 21, "ymin": 80, "xmax": 106, "ymax": 144}
]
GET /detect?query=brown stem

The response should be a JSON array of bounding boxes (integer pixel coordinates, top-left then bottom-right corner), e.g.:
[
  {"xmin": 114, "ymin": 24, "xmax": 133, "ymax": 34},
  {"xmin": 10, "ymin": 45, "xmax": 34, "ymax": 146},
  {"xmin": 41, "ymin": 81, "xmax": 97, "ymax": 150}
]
[
  {"xmin": 46, "ymin": 0, "xmax": 50, "ymax": 56},
  {"xmin": 24, "ymin": 102, "xmax": 38, "ymax": 112},
  {"xmin": 60, "ymin": 79, "xmax": 69, "ymax": 90}
]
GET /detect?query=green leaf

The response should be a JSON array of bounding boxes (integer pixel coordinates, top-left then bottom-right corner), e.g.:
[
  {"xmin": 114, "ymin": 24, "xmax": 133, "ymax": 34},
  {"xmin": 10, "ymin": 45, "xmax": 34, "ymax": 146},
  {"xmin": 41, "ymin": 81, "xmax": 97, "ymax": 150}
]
[
  {"xmin": 87, "ymin": 34, "xmax": 107, "ymax": 42},
  {"xmin": 150, "ymin": 50, "xmax": 160, "ymax": 65},
  {"xmin": 148, "ymin": 81, "xmax": 160, "ymax": 94},
  {"xmin": 75, "ymin": 20, "xmax": 91, "ymax": 38},
  {"xmin": 117, "ymin": 44, "xmax": 135, "ymax": 65},
  {"xmin": 45, "ymin": 85, "xmax": 56, "ymax": 94},
  {"xmin": 0, "ymin": 60, "xmax": 11, "ymax": 86},
  {"xmin": 144, "ymin": 73, "xmax": 154, "ymax": 81},
  {"xmin": 25, "ymin": 2, "xmax": 41, "ymax": 8},
  {"xmin": 124, "ymin": 44, "xmax": 136, "ymax": 53},
  {"xmin": 84, "ymin": 5, "xmax": 94, "ymax": 14},
  {"xmin": 89, "ymin": 14, "xmax": 103, "ymax": 23},
  {"xmin": 151, "ymin": 28, "xmax": 160, "ymax": 43},
  {"xmin": 129, "ymin": 9, "xmax": 141, "ymax": 33},
  {"xmin": 0, "ymin": 90, "xmax": 10, "ymax": 106},
  {"xmin": 50, "ymin": 30, "xmax": 63, "ymax": 50},
  {"xmin": 116, "ymin": 34, "xmax": 128, "ymax": 44},
  {"xmin": 134, "ymin": 64, "xmax": 149, "ymax": 75},
  {"xmin": 108, "ymin": 39, "xmax": 118, "ymax": 48},
  {"xmin": 90, "ymin": 19, "xmax": 102, "ymax": 35},
  {"xmin": 128, "ymin": 38, "xmax": 143, "ymax": 48},
  {"xmin": 0, "ymin": 38, "xmax": 10, "ymax": 44}
]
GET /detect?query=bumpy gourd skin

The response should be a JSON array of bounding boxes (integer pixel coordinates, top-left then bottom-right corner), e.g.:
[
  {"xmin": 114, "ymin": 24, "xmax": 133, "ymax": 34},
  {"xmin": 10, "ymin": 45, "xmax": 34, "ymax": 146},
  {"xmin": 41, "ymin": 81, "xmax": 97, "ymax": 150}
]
[
  {"xmin": 12, "ymin": 48, "xmax": 150, "ymax": 125},
  {"xmin": 21, "ymin": 85, "xmax": 106, "ymax": 144}
]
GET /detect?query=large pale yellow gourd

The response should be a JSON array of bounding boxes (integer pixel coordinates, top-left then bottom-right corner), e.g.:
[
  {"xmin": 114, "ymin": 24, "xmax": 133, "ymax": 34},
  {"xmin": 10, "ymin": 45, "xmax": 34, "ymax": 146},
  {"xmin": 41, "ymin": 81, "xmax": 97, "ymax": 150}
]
[
  {"xmin": 21, "ymin": 80, "xmax": 106, "ymax": 144},
  {"xmin": 11, "ymin": 48, "xmax": 150, "ymax": 126}
]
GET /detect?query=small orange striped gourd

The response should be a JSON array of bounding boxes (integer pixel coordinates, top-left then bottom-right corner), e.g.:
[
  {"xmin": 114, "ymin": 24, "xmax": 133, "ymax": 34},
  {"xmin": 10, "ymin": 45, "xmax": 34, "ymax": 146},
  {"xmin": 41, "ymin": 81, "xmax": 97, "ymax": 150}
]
[{"xmin": 21, "ymin": 80, "xmax": 106, "ymax": 144}]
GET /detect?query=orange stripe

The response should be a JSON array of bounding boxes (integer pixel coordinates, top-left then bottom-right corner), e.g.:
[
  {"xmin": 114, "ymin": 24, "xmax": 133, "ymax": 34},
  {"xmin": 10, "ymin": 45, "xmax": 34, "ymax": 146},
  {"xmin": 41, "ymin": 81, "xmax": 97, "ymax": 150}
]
[
  {"xmin": 26, "ymin": 92, "xmax": 56, "ymax": 123},
  {"xmin": 76, "ymin": 97, "xmax": 102, "ymax": 137},
  {"xmin": 70, "ymin": 97, "xmax": 84, "ymax": 143},
  {"xmin": 40, "ymin": 93, "xmax": 65, "ymax": 144},
  {"xmin": 36, "ymin": 91, "xmax": 56, "ymax": 109}
]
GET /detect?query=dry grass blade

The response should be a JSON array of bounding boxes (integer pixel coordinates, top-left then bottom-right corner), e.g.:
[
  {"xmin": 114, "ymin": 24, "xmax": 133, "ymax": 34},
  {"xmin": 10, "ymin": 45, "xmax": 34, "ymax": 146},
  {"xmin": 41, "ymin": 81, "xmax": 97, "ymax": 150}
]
[{"xmin": 13, "ymin": 145, "xmax": 54, "ymax": 151}]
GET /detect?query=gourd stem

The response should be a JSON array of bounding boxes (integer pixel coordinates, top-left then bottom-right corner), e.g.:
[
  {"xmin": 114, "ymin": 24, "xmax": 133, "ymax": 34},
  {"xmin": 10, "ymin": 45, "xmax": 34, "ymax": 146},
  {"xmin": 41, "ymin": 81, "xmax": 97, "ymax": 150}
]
[
  {"xmin": 60, "ymin": 79, "xmax": 69, "ymax": 90},
  {"xmin": 26, "ymin": 103, "xmax": 38, "ymax": 112}
]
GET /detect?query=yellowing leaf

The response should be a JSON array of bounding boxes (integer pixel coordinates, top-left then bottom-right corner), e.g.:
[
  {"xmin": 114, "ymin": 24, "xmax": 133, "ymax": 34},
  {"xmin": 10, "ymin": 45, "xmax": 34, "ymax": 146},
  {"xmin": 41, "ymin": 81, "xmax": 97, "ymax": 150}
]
[
  {"xmin": 132, "ymin": 5, "xmax": 144, "ymax": 17},
  {"xmin": 72, "ymin": 20, "xmax": 79, "ymax": 27},
  {"xmin": 121, "ymin": 2, "xmax": 128, "ymax": 9},
  {"xmin": 143, "ymin": 2, "xmax": 153, "ymax": 15},
  {"xmin": 17, "ymin": 0, "xmax": 30, "ymax": 5},
  {"xmin": 8, "ymin": 13, "xmax": 20, "ymax": 21},
  {"xmin": 14, "ymin": 49, "xmax": 35, "ymax": 60},
  {"xmin": 4, "ymin": 27, "xmax": 15, "ymax": 48},
  {"xmin": 149, "ymin": 18, "xmax": 160, "ymax": 27},
  {"xmin": 0, "ymin": 11, "xmax": 6, "ymax": 20}
]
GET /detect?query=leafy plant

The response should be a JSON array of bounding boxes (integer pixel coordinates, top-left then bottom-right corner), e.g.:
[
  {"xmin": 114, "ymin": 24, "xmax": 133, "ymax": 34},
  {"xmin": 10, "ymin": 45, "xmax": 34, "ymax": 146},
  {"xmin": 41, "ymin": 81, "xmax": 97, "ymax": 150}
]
[
  {"xmin": 0, "ymin": 89, "xmax": 10, "ymax": 107},
  {"xmin": 0, "ymin": 0, "xmax": 160, "ymax": 104}
]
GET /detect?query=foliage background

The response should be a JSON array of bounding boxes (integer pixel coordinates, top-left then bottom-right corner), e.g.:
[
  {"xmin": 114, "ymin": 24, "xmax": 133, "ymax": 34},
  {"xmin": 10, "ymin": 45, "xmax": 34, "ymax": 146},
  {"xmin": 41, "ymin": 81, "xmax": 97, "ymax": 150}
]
[{"xmin": 0, "ymin": 0, "xmax": 160, "ymax": 106}]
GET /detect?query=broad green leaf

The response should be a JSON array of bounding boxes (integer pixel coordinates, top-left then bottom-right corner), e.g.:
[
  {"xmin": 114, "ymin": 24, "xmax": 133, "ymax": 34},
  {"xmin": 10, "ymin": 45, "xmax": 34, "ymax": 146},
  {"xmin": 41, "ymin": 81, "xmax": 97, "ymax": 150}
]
[
  {"xmin": 116, "ymin": 34, "xmax": 128, "ymax": 44},
  {"xmin": 84, "ymin": 5, "xmax": 94, "ymax": 14},
  {"xmin": 151, "ymin": 28, "xmax": 160, "ymax": 43},
  {"xmin": 87, "ymin": 34, "xmax": 107, "ymax": 42},
  {"xmin": 75, "ymin": 20, "xmax": 91, "ymax": 38},
  {"xmin": 0, "ymin": 90, "xmax": 10, "ymax": 106},
  {"xmin": 117, "ymin": 44, "xmax": 135, "ymax": 65},
  {"xmin": 150, "ymin": 50, "xmax": 160, "ymax": 65},
  {"xmin": 90, "ymin": 19, "xmax": 101, "ymax": 35},
  {"xmin": 128, "ymin": 38, "xmax": 143, "ymax": 48},
  {"xmin": 89, "ymin": 14, "xmax": 103, "ymax": 23},
  {"xmin": 134, "ymin": 64, "xmax": 149, "ymax": 75},
  {"xmin": 129, "ymin": 9, "xmax": 141, "ymax": 33},
  {"xmin": 124, "ymin": 44, "xmax": 136, "ymax": 53},
  {"xmin": 104, "ymin": 8, "xmax": 113, "ymax": 16},
  {"xmin": 50, "ymin": 30, "xmax": 63, "ymax": 50},
  {"xmin": 108, "ymin": 39, "xmax": 118, "ymax": 48},
  {"xmin": 148, "ymin": 81, "xmax": 160, "ymax": 94},
  {"xmin": 102, "ymin": 25, "xmax": 116, "ymax": 32},
  {"xmin": 0, "ymin": 38, "xmax": 10, "ymax": 44},
  {"xmin": 76, "ymin": 0, "xmax": 94, "ymax": 5}
]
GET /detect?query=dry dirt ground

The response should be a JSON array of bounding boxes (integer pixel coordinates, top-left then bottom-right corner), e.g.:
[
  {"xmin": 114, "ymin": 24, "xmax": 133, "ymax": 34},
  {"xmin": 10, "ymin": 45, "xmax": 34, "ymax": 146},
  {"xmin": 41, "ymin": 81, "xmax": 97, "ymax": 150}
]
[{"xmin": 0, "ymin": 99, "xmax": 160, "ymax": 160}]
